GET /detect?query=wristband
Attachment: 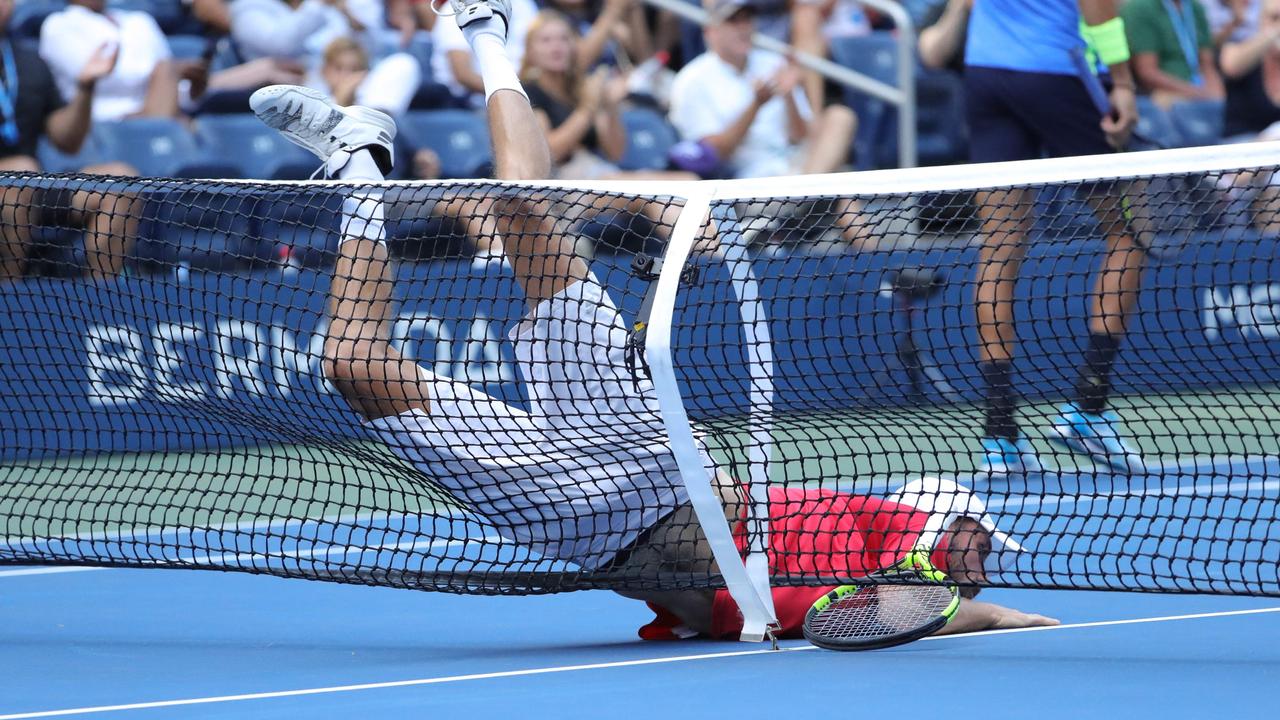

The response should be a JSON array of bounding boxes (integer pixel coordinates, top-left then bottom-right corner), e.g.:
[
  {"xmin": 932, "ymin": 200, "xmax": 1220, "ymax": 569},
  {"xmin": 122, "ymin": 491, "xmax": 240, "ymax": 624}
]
[{"xmin": 1083, "ymin": 17, "xmax": 1131, "ymax": 66}]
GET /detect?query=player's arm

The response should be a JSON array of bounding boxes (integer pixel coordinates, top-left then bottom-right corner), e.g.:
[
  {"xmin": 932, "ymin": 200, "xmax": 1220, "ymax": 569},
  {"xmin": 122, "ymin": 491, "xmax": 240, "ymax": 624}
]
[
  {"xmin": 459, "ymin": 0, "xmax": 585, "ymax": 306},
  {"xmin": 935, "ymin": 599, "xmax": 1060, "ymax": 635},
  {"xmin": 1079, "ymin": 0, "xmax": 1137, "ymax": 149}
]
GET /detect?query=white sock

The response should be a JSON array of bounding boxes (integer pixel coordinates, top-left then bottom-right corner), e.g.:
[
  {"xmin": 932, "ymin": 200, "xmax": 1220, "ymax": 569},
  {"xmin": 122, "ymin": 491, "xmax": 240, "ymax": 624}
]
[
  {"xmin": 468, "ymin": 33, "xmax": 527, "ymax": 101},
  {"xmin": 336, "ymin": 148, "xmax": 385, "ymax": 183},
  {"xmin": 338, "ymin": 150, "xmax": 386, "ymax": 244}
]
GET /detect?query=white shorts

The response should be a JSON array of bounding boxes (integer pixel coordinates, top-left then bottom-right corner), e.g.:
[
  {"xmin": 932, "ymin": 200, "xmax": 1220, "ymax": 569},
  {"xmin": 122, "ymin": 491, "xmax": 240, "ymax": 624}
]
[{"xmin": 368, "ymin": 274, "xmax": 699, "ymax": 571}]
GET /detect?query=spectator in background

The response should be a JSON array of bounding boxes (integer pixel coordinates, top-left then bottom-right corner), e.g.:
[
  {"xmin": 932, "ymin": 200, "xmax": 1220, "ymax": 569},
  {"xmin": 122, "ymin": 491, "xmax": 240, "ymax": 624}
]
[
  {"xmin": 670, "ymin": 0, "xmax": 854, "ymax": 179},
  {"xmin": 190, "ymin": 0, "xmax": 234, "ymax": 33},
  {"xmin": 520, "ymin": 9, "xmax": 693, "ymax": 251},
  {"xmin": 39, "ymin": 0, "xmax": 180, "ymax": 121},
  {"xmin": 1221, "ymin": 0, "xmax": 1280, "ymax": 138},
  {"xmin": 1121, "ymin": 0, "xmax": 1225, "ymax": 106},
  {"xmin": 670, "ymin": 0, "xmax": 866, "ymax": 246},
  {"xmin": 1206, "ymin": 0, "xmax": 1260, "ymax": 48},
  {"xmin": 918, "ymin": 0, "xmax": 969, "ymax": 72},
  {"xmin": 231, "ymin": 0, "xmax": 392, "ymax": 62},
  {"xmin": 432, "ymin": 0, "xmax": 538, "ymax": 104},
  {"xmin": 314, "ymin": 36, "xmax": 420, "ymax": 116},
  {"xmin": 231, "ymin": 0, "xmax": 423, "ymax": 113},
  {"xmin": 0, "ymin": 0, "xmax": 140, "ymax": 281},
  {"xmin": 546, "ymin": 0, "xmax": 654, "ymax": 68},
  {"xmin": 1217, "ymin": 0, "xmax": 1280, "ymax": 232},
  {"xmin": 522, "ymin": 10, "xmax": 687, "ymax": 181},
  {"xmin": 790, "ymin": 0, "xmax": 871, "ymax": 114}
]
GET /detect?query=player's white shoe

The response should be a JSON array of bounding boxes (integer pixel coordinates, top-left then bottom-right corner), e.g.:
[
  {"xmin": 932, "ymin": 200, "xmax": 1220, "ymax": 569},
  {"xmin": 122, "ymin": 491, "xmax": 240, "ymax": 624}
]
[
  {"xmin": 249, "ymin": 85, "xmax": 396, "ymax": 177},
  {"xmin": 445, "ymin": 0, "xmax": 512, "ymax": 39}
]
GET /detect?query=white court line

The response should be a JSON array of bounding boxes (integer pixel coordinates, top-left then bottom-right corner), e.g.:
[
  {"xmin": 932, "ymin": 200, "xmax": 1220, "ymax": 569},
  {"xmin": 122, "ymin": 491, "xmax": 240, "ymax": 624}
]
[
  {"xmin": 0, "ymin": 566, "xmax": 102, "ymax": 578},
  {"xmin": 987, "ymin": 478, "xmax": 1280, "ymax": 513},
  {"xmin": 0, "ymin": 507, "xmax": 476, "ymax": 550},
  {"xmin": 0, "ymin": 536, "xmax": 505, "ymax": 579},
  {"xmin": 2, "ymin": 606, "xmax": 1278, "ymax": 720}
]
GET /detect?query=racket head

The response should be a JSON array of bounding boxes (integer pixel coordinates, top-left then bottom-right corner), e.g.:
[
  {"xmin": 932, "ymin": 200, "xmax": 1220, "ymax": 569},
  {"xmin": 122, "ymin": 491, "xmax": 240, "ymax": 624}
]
[{"xmin": 802, "ymin": 549, "xmax": 961, "ymax": 651}]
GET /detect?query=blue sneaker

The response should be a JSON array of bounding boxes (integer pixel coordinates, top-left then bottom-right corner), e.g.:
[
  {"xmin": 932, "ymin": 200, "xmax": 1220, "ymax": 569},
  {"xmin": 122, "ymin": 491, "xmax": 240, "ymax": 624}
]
[
  {"xmin": 978, "ymin": 436, "xmax": 1045, "ymax": 477},
  {"xmin": 1048, "ymin": 403, "xmax": 1146, "ymax": 474}
]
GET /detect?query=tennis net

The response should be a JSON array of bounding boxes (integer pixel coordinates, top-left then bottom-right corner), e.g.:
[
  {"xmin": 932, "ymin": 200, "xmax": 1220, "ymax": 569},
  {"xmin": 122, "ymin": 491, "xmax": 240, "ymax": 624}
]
[{"xmin": 2, "ymin": 143, "xmax": 1278, "ymax": 616}]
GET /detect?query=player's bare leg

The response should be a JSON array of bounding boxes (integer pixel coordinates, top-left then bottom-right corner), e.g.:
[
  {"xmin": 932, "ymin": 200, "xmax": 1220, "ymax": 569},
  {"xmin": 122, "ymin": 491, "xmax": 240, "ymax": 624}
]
[
  {"xmin": 451, "ymin": 0, "xmax": 588, "ymax": 306},
  {"xmin": 251, "ymin": 84, "xmax": 430, "ymax": 421}
]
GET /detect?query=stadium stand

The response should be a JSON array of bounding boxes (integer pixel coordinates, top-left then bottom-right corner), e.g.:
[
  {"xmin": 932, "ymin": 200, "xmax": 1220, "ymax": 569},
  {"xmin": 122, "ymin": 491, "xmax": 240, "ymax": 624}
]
[
  {"xmin": 194, "ymin": 114, "xmax": 317, "ymax": 180},
  {"xmin": 830, "ymin": 31, "xmax": 968, "ymax": 168},
  {"xmin": 619, "ymin": 108, "xmax": 678, "ymax": 172},
  {"xmin": 92, "ymin": 118, "xmax": 239, "ymax": 178},
  {"xmin": 398, "ymin": 110, "xmax": 494, "ymax": 179}
]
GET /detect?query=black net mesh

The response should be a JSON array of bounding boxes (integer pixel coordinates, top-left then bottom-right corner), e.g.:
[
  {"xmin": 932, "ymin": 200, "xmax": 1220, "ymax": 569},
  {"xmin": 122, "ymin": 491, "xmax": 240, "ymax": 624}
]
[{"xmin": 1, "ymin": 163, "xmax": 1278, "ymax": 597}]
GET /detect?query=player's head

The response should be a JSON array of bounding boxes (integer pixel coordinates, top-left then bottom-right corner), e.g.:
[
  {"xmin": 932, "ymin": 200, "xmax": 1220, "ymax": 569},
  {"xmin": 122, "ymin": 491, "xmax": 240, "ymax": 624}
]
[
  {"xmin": 70, "ymin": 0, "xmax": 107, "ymax": 12},
  {"xmin": 0, "ymin": 0, "xmax": 11, "ymax": 31},
  {"xmin": 703, "ymin": 0, "xmax": 755, "ymax": 67},
  {"xmin": 889, "ymin": 476, "xmax": 1022, "ymax": 599},
  {"xmin": 521, "ymin": 10, "xmax": 580, "ymax": 81},
  {"xmin": 937, "ymin": 517, "xmax": 992, "ymax": 598}
]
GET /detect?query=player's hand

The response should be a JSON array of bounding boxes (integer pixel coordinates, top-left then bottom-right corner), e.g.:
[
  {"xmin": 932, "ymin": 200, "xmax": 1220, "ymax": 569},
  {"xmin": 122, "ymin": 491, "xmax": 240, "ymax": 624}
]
[
  {"xmin": 937, "ymin": 599, "xmax": 1061, "ymax": 635},
  {"xmin": 1102, "ymin": 84, "xmax": 1138, "ymax": 151},
  {"xmin": 77, "ymin": 42, "xmax": 118, "ymax": 90}
]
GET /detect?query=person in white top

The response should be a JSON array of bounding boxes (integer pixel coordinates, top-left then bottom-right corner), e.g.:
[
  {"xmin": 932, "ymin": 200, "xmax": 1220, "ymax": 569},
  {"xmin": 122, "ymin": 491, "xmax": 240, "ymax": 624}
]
[
  {"xmin": 38, "ymin": 0, "xmax": 179, "ymax": 122},
  {"xmin": 230, "ymin": 0, "xmax": 422, "ymax": 116},
  {"xmin": 668, "ymin": 0, "xmax": 854, "ymax": 180},
  {"xmin": 431, "ymin": 0, "xmax": 537, "ymax": 103}
]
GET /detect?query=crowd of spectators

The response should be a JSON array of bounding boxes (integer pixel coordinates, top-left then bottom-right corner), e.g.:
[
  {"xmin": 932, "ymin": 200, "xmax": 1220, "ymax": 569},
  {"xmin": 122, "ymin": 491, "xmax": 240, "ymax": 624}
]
[{"xmin": 0, "ymin": 0, "xmax": 1277, "ymax": 280}]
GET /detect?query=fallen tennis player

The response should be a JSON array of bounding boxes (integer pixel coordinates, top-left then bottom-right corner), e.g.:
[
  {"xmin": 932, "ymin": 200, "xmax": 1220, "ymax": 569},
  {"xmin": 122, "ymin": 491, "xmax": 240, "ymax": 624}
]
[{"xmin": 248, "ymin": 0, "xmax": 1058, "ymax": 641}]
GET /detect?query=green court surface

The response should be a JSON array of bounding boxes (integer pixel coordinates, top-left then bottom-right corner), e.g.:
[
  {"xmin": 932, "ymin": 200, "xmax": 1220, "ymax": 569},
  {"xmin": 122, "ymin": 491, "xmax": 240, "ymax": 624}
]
[{"xmin": 3, "ymin": 385, "xmax": 1276, "ymax": 541}]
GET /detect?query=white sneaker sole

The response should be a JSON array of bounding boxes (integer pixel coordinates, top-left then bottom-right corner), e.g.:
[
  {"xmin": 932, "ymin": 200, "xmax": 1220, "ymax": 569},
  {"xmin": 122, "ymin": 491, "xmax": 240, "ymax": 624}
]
[{"xmin": 249, "ymin": 85, "xmax": 396, "ymax": 160}]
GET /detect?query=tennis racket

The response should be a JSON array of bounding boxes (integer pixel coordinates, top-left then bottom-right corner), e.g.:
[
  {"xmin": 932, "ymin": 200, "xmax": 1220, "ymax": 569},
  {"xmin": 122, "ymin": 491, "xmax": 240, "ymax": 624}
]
[{"xmin": 802, "ymin": 549, "xmax": 960, "ymax": 651}]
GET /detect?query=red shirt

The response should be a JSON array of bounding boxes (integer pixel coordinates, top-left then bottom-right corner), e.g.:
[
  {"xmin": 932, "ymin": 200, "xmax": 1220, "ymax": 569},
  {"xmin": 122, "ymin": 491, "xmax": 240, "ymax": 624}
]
[{"xmin": 641, "ymin": 488, "xmax": 941, "ymax": 641}]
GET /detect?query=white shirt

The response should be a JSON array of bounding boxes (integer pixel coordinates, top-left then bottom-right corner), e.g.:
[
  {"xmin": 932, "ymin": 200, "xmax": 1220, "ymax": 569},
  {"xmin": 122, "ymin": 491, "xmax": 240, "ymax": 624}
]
[
  {"xmin": 431, "ymin": 0, "xmax": 538, "ymax": 98},
  {"xmin": 39, "ymin": 5, "xmax": 172, "ymax": 122},
  {"xmin": 230, "ymin": 0, "xmax": 385, "ymax": 61},
  {"xmin": 669, "ymin": 48, "xmax": 810, "ymax": 179},
  {"xmin": 367, "ymin": 277, "xmax": 695, "ymax": 570}
]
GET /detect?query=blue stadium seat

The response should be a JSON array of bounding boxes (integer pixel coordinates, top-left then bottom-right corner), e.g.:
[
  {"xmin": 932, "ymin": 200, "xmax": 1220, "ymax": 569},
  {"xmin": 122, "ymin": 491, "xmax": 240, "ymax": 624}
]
[
  {"xmin": 195, "ymin": 114, "xmax": 317, "ymax": 180},
  {"xmin": 1168, "ymin": 99, "xmax": 1226, "ymax": 148},
  {"xmin": 167, "ymin": 34, "xmax": 210, "ymax": 61},
  {"xmin": 36, "ymin": 135, "xmax": 104, "ymax": 173},
  {"xmin": 1133, "ymin": 96, "xmax": 1181, "ymax": 149},
  {"xmin": 869, "ymin": 69, "xmax": 968, "ymax": 168},
  {"xmin": 830, "ymin": 32, "xmax": 906, "ymax": 168},
  {"xmin": 8, "ymin": 0, "xmax": 65, "ymax": 40},
  {"xmin": 209, "ymin": 37, "xmax": 245, "ymax": 73},
  {"xmin": 619, "ymin": 108, "xmax": 677, "ymax": 171},
  {"xmin": 399, "ymin": 110, "xmax": 493, "ymax": 178},
  {"xmin": 92, "ymin": 118, "xmax": 239, "ymax": 178},
  {"xmin": 829, "ymin": 32, "xmax": 901, "ymax": 87}
]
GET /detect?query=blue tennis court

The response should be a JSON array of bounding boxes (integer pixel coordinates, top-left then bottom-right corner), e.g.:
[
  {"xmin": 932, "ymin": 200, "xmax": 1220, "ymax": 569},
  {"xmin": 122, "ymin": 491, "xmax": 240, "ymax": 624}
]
[{"xmin": 5, "ymin": 452, "xmax": 1279, "ymax": 719}]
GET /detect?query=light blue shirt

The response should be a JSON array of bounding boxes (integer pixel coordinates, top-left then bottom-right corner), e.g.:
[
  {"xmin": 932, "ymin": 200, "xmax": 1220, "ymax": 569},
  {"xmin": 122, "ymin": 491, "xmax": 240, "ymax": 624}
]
[{"xmin": 965, "ymin": 0, "xmax": 1086, "ymax": 76}]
